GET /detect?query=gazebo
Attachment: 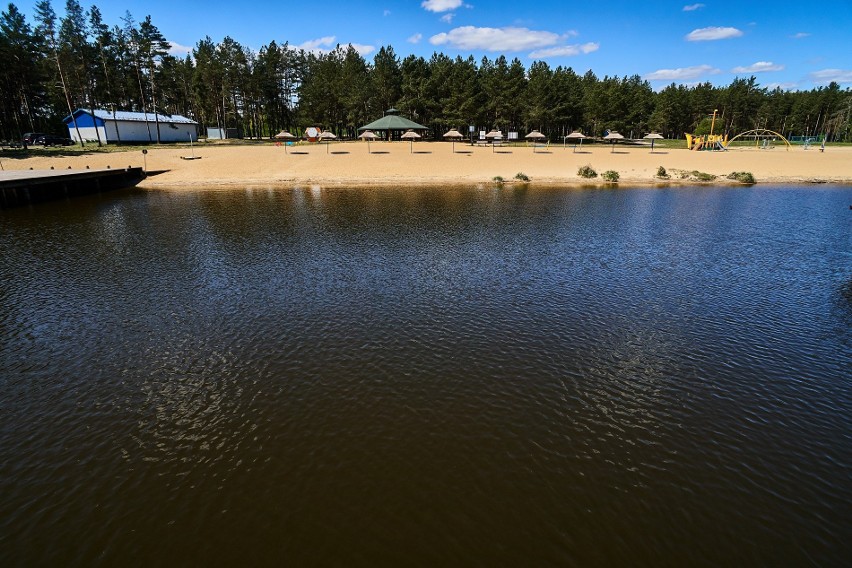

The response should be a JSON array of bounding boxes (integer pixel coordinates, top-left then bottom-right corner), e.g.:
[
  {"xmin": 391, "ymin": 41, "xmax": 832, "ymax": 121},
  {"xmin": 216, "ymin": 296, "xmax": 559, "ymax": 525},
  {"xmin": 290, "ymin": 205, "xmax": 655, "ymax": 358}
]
[{"xmin": 358, "ymin": 108, "xmax": 428, "ymax": 141}]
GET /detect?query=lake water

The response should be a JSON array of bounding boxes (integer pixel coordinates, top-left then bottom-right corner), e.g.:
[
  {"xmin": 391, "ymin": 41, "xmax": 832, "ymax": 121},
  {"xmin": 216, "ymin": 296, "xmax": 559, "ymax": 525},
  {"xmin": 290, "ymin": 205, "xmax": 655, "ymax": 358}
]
[{"xmin": 1, "ymin": 185, "xmax": 850, "ymax": 565}]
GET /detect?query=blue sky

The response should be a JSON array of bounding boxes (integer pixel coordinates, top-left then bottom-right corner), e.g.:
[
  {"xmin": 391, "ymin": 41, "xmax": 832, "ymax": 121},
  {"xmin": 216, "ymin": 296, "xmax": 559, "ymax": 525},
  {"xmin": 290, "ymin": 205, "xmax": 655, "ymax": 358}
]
[{"xmin": 13, "ymin": 0, "xmax": 852, "ymax": 90}]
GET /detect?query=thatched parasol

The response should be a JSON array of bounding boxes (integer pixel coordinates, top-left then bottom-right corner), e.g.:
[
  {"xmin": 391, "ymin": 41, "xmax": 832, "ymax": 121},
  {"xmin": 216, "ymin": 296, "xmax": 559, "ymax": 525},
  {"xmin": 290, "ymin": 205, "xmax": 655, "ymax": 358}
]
[
  {"xmin": 358, "ymin": 129, "xmax": 378, "ymax": 153},
  {"xmin": 318, "ymin": 130, "xmax": 336, "ymax": 153},
  {"xmin": 604, "ymin": 131, "xmax": 624, "ymax": 153},
  {"xmin": 274, "ymin": 130, "xmax": 296, "ymax": 153},
  {"xmin": 525, "ymin": 130, "xmax": 546, "ymax": 153},
  {"xmin": 401, "ymin": 129, "xmax": 421, "ymax": 153},
  {"xmin": 443, "ymin": 128, "xmax": 463, "ymax": 153},
  {"xmin": 564, "ymin": 131, "xmax": 586, "ymax": 152},
  {"xmin": 643, "ymin": 132, "xmax": 664, "ymax": 152}
]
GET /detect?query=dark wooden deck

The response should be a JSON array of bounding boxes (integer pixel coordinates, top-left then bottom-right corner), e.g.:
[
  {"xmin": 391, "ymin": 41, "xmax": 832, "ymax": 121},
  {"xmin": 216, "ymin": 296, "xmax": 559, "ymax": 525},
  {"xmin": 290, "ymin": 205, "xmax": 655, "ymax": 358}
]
[{"xmin": 0, "ymin": 167, "xmax": 145, "ymax": 208}]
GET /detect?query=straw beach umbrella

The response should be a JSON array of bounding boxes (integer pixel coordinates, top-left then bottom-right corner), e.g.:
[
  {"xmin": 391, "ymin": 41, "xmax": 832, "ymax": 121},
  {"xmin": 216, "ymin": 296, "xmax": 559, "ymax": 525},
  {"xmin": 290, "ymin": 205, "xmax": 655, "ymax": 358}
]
[
  {"xmin": 443, "ymin": 128, "xmax": 463, "ymax": 153},
  {"xmin": 358, "ymin": 129, "xmax": 378, "ymax": 153},
  {"xmin": 274, "ymin": 130, "xmax": 296, "ymax": 153},
  {"xmin": 485, "ymin": 129, "xmax": 503, "ymax": 152},
  {"xmin": 318, "ymin": 130, "xmax": 336, "ymax": 153},
  {"xmin": 604, "ymin": 131, "xmax": 624, "ymax": 153},
  {"xmin": 401, "ymin": 129, "xmax": 421, "ymax": 153},
  {"xmin": 565, "ymin": 131, "xmax": 586, "ymax": 152},
  {"xmin": 525, "ymin": 130, "xmax": 546, "ymax": 153},
  {"xmin": 643, "ymin": 132, "xmax": 664, "ymax": 153}
]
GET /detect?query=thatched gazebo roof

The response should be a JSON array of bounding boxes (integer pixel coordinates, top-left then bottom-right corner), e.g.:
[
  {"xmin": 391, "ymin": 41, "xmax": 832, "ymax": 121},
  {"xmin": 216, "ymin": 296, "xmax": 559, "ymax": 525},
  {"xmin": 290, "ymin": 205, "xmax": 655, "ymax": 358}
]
[{"xmin": 358, "ymin": 108, "xmax": 427, "ymax": 132}]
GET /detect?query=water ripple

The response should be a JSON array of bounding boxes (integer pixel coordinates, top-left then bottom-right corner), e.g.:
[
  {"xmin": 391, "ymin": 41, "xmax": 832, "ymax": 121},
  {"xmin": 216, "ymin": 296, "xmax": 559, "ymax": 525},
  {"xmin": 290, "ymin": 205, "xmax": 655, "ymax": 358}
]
[{"xmin": 1, "ymin": 185, "xmax": 850, "ymax": 566}]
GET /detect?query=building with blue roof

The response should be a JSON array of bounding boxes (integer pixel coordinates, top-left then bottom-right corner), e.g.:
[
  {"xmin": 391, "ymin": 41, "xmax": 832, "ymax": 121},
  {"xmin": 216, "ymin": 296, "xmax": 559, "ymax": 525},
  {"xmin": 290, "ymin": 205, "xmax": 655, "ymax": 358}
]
[{"xmin": 63, "ymin": 109, "xmax": 198, "ymax": 144}]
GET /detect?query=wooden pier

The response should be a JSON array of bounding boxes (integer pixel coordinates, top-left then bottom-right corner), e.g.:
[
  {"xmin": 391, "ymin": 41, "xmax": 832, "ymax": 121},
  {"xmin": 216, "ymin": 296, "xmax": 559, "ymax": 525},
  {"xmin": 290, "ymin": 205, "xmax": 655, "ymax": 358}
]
[{"xmin": 0, "ymin": 167, "xmax": 145, "ymax": 208}]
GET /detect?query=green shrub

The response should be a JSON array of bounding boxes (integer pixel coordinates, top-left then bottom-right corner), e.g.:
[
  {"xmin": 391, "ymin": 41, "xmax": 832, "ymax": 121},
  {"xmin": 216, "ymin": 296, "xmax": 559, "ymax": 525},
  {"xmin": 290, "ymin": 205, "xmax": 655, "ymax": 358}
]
[
  {"xmin": 577, "ymin": 164, "xmax": 597, "ymax": 178},
  {"xmin": 492, "ymin": 175, "xmax": 505, "ymax": 183},
  {"xmin": 656, "ymin": 166, "xmax": 670, "ymax": 179},
  {"xmin": 690, "ymin": 170, "xmax": 716, "ymax": 182},
  {"xmin": 727, "ymin": 171, "xmax": 756, "ymax": 184},
  {"xmin": 602, "ymin": 170, "xmax": 620, "ymax": 182},
  {"xmin": 514, "ymin": 172, "xmax": 530, "ymax": 182}
]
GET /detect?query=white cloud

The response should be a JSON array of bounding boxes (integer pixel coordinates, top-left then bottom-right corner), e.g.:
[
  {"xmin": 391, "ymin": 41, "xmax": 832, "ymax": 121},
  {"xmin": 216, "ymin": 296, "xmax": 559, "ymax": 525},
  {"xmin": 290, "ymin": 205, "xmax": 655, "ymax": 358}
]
[
  {"xmin": 645, "ymin": 64, "xmax": 720, "ymax": 81},
  {"xmin": 294, "ymin": 36, "xmax": 374, "ymax": 56},
  {"xmin": 683, "ymin": 3, "xmax": 705, "ymax": 10},
  {"xmin": 765, "ymin": 82, "xmax": 799, "ymax": 91},
  {"xmin": 809, "ymin": 69, "xmax": 852, "ymax": 84},
  {"xmin": 685, "ymin": 26, "xmax": 743, "ymax": 41},
  {"xmin": 168, "ymin": 41, "xmax": 193, "ymax": 57},
  {"xmin": 732, "ymin": 61, "xmax": 784, "ymax": 73},
  {"xmin": 422, "ymin": 0, "xmax": 463, "ymax": 12},
  {"xmin": 791, "ymin": 32, "xmax": 810, "ymax": 39},
  {"xmin": 295, "ymin": 36, "xmax": 337, "ymax": 53},
  {"xmin": 407, "ymin": 33, "xmax": 423, "ymax": 44},
  {"xmin": 529, "ymin": 42, "xmax": 599, "ymax": 59},
  {"xmin": 430, "ymin": 26, "xmax": 565, "ymax": 51},
  {"xmin": 440, "ymin": 13, "xmax": 455, "ymax": 23},
  {"xmin": 350, "ymin": 43, "xmax": 376, "ymax": 56}
]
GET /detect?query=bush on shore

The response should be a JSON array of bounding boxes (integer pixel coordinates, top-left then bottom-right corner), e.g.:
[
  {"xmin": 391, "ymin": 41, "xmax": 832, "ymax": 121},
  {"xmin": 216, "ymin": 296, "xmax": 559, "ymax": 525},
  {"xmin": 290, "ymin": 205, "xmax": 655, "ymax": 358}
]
[
  {"xmin": 602, "ymin": 170, "xmax": 620, "ymax": 182},
  {"xmin": 578, "ymin": 165, "xmax": 597, "ymax": 178},
  {"xmin": 727, "ymin": 171, "xmax": 756, "ymax": 184},
  {"xmin": 676, "ymin": 170, "xmax": 716, "ymax": 182}
]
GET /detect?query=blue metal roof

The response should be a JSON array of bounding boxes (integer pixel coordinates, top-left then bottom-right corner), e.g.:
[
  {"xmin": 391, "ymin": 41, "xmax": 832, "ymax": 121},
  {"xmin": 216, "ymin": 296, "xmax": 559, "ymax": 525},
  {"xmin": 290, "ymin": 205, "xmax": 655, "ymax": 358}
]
[{"xmin": 64, "ymin": 109, "xmax": 197, "ymax": 125}]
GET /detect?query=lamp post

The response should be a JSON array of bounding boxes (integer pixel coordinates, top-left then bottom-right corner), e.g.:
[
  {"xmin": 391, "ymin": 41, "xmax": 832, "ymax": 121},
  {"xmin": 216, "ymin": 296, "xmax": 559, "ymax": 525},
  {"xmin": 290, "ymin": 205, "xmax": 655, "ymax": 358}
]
[{"xmin": 710, "ymin": 109, "xmax": 718, "ymax": 137}]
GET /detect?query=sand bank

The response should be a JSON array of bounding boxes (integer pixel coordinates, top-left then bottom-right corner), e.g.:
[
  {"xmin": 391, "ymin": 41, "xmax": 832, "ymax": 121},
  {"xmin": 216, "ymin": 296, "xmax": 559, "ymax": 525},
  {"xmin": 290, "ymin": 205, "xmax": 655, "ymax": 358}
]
[{"xmin": 4, "ymin": 142, "xmax": 851, "ymax": 189}]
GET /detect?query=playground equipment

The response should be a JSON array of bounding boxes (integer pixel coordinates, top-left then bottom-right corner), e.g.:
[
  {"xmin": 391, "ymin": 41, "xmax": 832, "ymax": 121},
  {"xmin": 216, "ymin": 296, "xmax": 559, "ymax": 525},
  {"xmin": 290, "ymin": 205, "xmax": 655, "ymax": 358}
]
[
  {"xmin": 685, "ymin": 108, "xmax": 728, "ymax": 150},
  {"xmin": 685, "ymin": 133, "xmax": 728, "ymax": 151},
  {"xmin": 725, "ymin": 128, "xmax": 792, "ymax": 151}
]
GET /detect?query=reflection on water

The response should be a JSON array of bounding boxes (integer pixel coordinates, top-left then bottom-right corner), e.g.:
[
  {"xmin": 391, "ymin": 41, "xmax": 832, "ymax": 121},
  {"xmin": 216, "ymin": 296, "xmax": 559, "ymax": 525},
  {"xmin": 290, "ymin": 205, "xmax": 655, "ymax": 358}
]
[{"xmin": 1, "ymin": 185, "xmax": 851, "ymax": 565}]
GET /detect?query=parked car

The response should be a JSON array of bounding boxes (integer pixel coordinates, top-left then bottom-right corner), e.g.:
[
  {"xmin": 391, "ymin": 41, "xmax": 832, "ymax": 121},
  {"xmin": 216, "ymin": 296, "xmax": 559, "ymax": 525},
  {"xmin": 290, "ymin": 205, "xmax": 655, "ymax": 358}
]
[
  {"xmin": 34, "ymin": 134, "xmax": 74, "ymax": 147},
  {"xmin": 21, "ymin": 132, "xmax": 48, "ymax": 146}
]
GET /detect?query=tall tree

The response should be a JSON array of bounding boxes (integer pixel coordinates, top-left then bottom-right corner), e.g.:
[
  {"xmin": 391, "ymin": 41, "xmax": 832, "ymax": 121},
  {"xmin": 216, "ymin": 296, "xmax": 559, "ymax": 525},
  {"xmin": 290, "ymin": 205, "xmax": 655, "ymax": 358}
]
[
  {"xmin": 60, "ymin": 0, "xmax": 101, "ymax": 144},
  {"xmin": 137, "ymin": 15, "xmax": 171, "ymax": 142},
  {"xmin": 34, "ymin": 0, "xmax": 82, "ymax": 145},
  {"xmin": 0, "ymin": 3, "xmax": 44, "ymax": 137},
  {"xmin": 371, "ymin": 45, "xmax": 401, "ymax": 115}
]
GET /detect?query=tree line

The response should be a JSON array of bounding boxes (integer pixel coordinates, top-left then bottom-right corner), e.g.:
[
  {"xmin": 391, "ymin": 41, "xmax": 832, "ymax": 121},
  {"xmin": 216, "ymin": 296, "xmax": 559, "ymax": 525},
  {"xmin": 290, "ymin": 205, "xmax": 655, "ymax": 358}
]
[{"xmin": 2, "ymin": 0, "xmax": 851, "ymax": 143}]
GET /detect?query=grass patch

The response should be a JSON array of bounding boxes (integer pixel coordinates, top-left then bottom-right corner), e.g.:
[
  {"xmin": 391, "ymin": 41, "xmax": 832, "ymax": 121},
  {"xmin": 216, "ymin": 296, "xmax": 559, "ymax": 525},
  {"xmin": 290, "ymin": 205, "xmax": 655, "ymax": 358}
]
[
  {"xmin": 602, "ymin": 170, "xmax": 619, "ymax": 183},
  {"xmin": 656, "ymin": 166, "xmax": 670, "ymax": 179},
  {"xmin": 577, "ymin": 164, "xmax": 597, "ymax": 178},
  {"xmin": 514, "ymin": 172, "xmax": 530, "ymax": 182},
  {"xmin": 492, "ymin": 175, "xmax": 505, "ymax": 184},
  {"xmin": 727, "ymin": 171, "xmax": 756, "ymax": 184}
]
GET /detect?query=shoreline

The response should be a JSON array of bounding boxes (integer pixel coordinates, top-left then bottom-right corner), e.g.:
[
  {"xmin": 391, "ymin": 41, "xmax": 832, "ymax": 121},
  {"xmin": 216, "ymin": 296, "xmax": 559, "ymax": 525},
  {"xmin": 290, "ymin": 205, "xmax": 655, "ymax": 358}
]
[
  {"xmin": 139, "ymin": 178, "xmax": 851, "ymax": 192},
  {"xmin": 3, "ymin": 142, "xmax": 850, "ymax": 189}
]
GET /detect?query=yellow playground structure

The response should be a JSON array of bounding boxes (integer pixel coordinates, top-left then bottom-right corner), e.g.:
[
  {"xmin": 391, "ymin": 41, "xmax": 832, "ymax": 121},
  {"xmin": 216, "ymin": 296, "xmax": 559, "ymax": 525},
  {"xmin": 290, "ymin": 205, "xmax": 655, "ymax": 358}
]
[{"xmin": 685, "ymin": 133, "xmax": 728, "ymax": 151}]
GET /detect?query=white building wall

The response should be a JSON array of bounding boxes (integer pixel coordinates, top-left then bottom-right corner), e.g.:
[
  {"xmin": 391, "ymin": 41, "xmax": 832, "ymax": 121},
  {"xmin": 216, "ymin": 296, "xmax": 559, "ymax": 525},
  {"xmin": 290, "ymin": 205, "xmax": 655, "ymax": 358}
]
[
  {"xmin": 113, "ymin": 121, "xmax": 157, "ymax": 142},
  {"xmin": 68, "ymin": 118, "xmax": 197, "ymax": 144},
  {"xmin": 68, "ymin": 126, "xmax": 106, "ymax": 144},
  {"xmin": 157, "ymin": 123, "xmax": 197, "ymax": 142}
]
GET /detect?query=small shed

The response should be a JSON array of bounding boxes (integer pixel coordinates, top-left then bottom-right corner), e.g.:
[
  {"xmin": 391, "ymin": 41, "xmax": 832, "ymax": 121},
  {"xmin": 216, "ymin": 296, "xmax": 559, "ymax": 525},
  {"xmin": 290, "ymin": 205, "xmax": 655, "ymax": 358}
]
[{"xmin": 63, "ymin": 109, "xmax": 198, "ymax": 144}]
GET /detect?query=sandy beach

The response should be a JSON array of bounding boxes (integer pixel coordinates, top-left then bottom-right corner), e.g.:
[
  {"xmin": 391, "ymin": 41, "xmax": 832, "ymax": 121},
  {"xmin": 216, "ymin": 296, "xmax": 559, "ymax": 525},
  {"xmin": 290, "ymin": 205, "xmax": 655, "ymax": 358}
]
[{"xmin": 4, "ymin": 141, "xmax": 851, "ymax": 189}]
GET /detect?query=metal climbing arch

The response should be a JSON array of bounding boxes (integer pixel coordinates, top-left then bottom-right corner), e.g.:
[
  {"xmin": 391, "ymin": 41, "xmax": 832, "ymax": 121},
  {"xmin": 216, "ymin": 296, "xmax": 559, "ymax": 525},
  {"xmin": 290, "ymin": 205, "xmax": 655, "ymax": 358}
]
[{"xmin": 725, "ymin": 128, "xmax": 793, "ymax": 151}]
